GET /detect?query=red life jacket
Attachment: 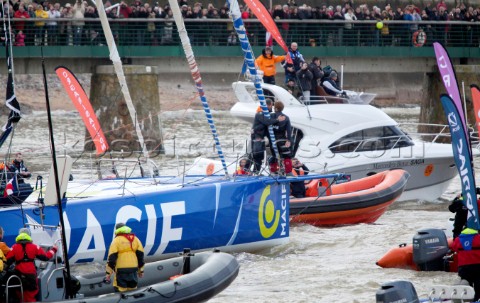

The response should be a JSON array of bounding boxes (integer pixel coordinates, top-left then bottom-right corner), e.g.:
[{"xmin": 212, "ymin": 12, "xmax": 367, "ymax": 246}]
[
  {"xmin": 452, "ymin": 233, "xmax": 480, "ymax": 267},
  {"xmin": 7, "ymin": 242, "xmax": 52, "ymax": 275}
]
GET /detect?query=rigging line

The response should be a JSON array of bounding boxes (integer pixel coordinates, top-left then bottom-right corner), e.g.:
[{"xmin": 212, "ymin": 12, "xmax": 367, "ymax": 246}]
[
  {"xmin": 93, "ymin": 0, "xmax": 153, "ymax": 176},
  {"xmin": 169, "ymin": 0, "xmax": 229, "ymax": 177},
  {"xmin": 41, "ymin": 47, "xmax": 74, "ymax": 299}
]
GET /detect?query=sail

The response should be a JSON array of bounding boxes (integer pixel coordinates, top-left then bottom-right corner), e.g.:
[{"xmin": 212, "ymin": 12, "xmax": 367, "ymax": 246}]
[
  {"xmin": 226, "ymin": 0, "xmax": 280, "ymax": 160},
  {"xmin": 433, "ymin": 42, "xmax": 471, "ymax": 155},
  {"xmin": 168, "ymin": 0, "xmax": 229, "ymax": 176},
  {"xmin": 0, "ymin": 6, "xmax": 21, "ymax": 148},
  {"xmin": 55, "ymin": 66, "xmax": 109, "ymax": 155},
  {"xmin": 470, "ymin": 85, "xmax": 480, "ymax": 137},
  {"xmin": 440, "ymin": 94, "xmax": 480, "ymax": 230},
  {"xmin": 93, "ymin": 0, "xmax": 152, "ymax": 174}
]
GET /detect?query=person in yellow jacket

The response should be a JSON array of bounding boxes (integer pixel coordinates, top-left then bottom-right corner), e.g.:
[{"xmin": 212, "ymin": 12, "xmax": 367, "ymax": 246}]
[
  {"xmin": 105, "ymin": 223, "xmax": 145, "ymax": 292},
  {"xmin": 255, "ymin": 46, "xmax": 285, "ymax": 85},
  {"xmin": 34, "ymin": 5, "xmax": 49, "ymax": 46}
]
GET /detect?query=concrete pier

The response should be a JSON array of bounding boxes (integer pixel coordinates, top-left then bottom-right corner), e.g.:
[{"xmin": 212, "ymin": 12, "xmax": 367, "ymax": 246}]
[
  {"xmin": 87, "ymin": 65, "xmax": 164, "ymax": 155},
  {"xmin": 419, "ymin": 65, "xmax": 480, "ymax": 136}
]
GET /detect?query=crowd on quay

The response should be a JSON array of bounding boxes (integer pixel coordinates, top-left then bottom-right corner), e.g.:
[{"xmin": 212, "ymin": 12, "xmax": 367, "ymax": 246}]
[{"xmin": 0, "ymin": 0, "xmax": 479, "ymax": 47}]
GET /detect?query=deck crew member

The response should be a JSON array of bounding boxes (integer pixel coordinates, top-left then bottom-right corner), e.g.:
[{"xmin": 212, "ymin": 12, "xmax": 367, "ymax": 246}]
[
  {"xmin": 6, "ymin": 228, "xmax": 57, "ymax": 302},
  {"xmin": 8, "ymin": 152, "xmax": 32, "ymax": 183},
  {"xmin": 452, "ymin": 228, "xmax": 480, "ymax": 301},
  {"xmin": 106, "ymin": 223, "xmax": 145, "ymax": 292},
  {"xmin": 270, "ymin": 101, "xmax": 293, "ymax": 174},
  {"xmin": 251, "ymin": 99, "xmax": 285, "ymax": 174}
]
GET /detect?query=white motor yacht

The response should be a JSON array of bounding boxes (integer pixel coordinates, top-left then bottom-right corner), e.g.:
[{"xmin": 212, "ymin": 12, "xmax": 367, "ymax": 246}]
[{"xmin": 229, "ymin": 81, "xmax": 458, "ymax": 202}]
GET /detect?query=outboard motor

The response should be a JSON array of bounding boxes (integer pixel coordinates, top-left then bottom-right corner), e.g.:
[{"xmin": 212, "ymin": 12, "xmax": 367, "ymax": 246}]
[
  {"xmin": 412, "ymin": 228, "xmax": 449, "ymax": 271},
  {"xmin": 376, "ymin": 280, "xmax": 419, "ymax": 303}
]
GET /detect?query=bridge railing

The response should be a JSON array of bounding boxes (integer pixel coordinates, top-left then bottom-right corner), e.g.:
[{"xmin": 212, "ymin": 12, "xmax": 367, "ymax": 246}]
[{"xmin": 4, "ymin": 18, "xmax": 478, "ymax": 48}]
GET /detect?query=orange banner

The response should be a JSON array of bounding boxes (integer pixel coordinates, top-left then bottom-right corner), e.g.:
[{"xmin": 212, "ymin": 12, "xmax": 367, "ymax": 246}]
[
  {"xmin": 244, "ymin": 0, "xmax": 288, "ymax": 52},
  {"xmin": 55, "ymin": 66, "xmax": 108, "ymax": 155},
  {"xmin": 471, "ymin": 85, "xmax": 480, "ymax": 137}
]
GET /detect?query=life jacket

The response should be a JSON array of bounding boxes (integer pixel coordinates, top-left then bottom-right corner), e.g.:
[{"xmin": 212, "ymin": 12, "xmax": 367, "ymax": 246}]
[
  {"xmin": 292, "ymin": 168, "xmax": 305, "ymax": 176},
  {"xmin": 305, "ymin": 178, "xmax": 332, "ymax": 197},
  {"xmin": 452, "ymin": 228, "xmax": 480, "ymax": 267},
  {"xmin": 236, "ymin": 166, "xmax": 248, "ymax": 175}
]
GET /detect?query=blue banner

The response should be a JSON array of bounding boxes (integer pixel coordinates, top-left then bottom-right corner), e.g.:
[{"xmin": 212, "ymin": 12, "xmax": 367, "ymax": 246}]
[{"xmin": 440, "ymin": 94, "xmax": 480, "ymax": 230}]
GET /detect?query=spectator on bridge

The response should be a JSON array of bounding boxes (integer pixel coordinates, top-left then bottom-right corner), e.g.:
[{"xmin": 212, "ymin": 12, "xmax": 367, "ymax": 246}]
[
  {"xmin": 14, "ymin": 5, "xmax": 30, "ymax": 33},
  {"xmin": 72, "ymin": 0, "xmax": 85, "ymax": 46},
  {"xmin": 60, "ymin": 3, "xmax": 73, "ymax": 46},
  {"xmin": 47, "ymin": 4, "xmax": 61, "ymax": 46},
  {"xmin": 34, "ymin": 4, "xmax": 48, "ymax": 46},
  {"xmin": 14, "ymin": 30, "xmax": 25, "ymax": 46}
]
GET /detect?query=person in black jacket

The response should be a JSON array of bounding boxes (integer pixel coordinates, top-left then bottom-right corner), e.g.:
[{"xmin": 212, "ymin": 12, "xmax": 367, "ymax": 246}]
[
  {"xmin": 270, "ymin": 101, "xmax": 293, "ymax": 175},
  {"xmin": 296, "ymin": 62, "xmax": 313, "ymax": 102},
  {"xmin": 291, "ymin": 158, "xmax": 309, "ymax": 198},
  {"xmin": 251, "ymin": 99, "xmax": 285, "ymax": 174},
  {"xmin": 308, "ymin": 57, "xmax": 324, "ymax": 99},
  {"xmin": 449, "ymin": 194, "xmax": 468, "ymax": 239}
]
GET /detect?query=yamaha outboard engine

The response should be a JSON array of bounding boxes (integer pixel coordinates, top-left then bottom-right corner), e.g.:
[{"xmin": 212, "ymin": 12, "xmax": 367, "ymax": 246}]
[
  {"xmin": 376, "ymin": 280, "xmax": 419, "ymax": 303},
  {"xmin": 412, "ymin": 228, "xmax": 449, "ymax": 271}
]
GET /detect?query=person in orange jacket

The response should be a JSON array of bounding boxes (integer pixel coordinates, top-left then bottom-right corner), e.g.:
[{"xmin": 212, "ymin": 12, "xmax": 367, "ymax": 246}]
[
  {"xmin": 451, "ymin": 228, "xmax": 480, "ymax": 301},
  {"xmin": 255, "ymin": 46, "xmax": 285, "ymax": 85}
]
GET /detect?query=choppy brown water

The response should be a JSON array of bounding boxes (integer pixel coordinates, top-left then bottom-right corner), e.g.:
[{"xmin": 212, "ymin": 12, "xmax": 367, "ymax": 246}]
[{"xmin": 8, "ymin": 107, "xmax": 467, "ymax": 303}]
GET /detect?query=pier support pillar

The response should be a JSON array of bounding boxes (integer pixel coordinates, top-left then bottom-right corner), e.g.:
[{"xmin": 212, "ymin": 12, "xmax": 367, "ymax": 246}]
[{"xmin": 86, "ymin": 65, "xmax": 164, "ymax": 156}]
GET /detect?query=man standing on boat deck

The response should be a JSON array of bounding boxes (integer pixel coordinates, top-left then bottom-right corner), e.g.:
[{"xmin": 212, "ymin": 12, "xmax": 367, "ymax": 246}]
[
  {"xmin": 6, "ymin": 227, "xmax": 58, "ymax": 302},
  {"xmin": 452, "ymin": 228, "xmax": 480, "ymax": 301},
  {"xmin": 106, "ymin": 223, "xmax": 145, "ymax": 292},
  {"xmin": 270, "ymin": 101, "xmax": 293, "ymax": 175},
  {"xmin": 251, "ymin": 99, "xmax": 286, "ymax": 174}
]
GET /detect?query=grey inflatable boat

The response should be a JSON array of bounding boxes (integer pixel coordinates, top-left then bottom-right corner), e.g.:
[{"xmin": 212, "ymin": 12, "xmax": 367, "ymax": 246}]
[{"xmin": 8, "ymin": 250, "xmax": 239, "ymax": 302}]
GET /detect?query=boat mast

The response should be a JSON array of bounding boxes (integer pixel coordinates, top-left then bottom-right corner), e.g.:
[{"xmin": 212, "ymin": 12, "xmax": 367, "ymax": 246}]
[
  {"xmin": 168, "ymin": 0, "xmax": 229, "ymax": 176},
  {"xmin": 40, "ymin": 50, "xmax": 73, "ymax": 298},
  {"xmin": 93, "ymin": 0, "xmax": 153, "ymax": 176},
  {"xmin": 226, "ymin": 0, "xmax": 281, "ymax": 162}
]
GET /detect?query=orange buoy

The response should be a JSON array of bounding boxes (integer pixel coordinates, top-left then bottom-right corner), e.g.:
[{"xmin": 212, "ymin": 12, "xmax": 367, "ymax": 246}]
[{"xmin": 206, "ymin": 163, "xmax": 215, "ymax": 175}]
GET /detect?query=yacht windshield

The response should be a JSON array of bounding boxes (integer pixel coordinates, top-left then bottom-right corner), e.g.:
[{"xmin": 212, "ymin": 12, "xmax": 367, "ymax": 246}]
[{"xmin": 329, "ymin": 126, "xmax": 414, "ymax": 153}]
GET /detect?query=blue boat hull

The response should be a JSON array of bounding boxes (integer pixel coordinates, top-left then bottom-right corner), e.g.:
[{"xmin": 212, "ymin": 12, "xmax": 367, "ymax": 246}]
[{"xmin": 0, "ymin": 176, "xmax": 289, "ymax": 264}]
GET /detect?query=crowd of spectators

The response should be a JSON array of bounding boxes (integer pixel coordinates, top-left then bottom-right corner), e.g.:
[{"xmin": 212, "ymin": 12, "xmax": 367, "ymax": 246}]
[{"xmin": 0, "ymin": 0, "xmax": 479, "ymax": 47}]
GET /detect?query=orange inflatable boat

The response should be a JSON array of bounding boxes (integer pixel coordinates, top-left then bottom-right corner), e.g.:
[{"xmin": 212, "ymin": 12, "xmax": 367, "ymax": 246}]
[
  {"xmin": 289, "ymin": 169, "xmax": 410, "ymax": 226},
  {"xmin": 376, "ymin": 238, "xmax": 457, "ymax": 272}
]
